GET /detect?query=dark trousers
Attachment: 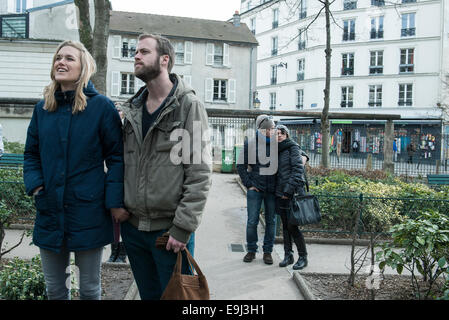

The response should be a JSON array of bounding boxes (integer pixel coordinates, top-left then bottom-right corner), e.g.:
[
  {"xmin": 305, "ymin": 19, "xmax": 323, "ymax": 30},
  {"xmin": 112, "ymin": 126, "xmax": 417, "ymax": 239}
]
[
  {"xmin": 120, "ymin": 221, "xmax": 194, "ymax": 300},
  {"xmin": 275, "ymin": 197, "xmax": 307, "ymax": 257}
]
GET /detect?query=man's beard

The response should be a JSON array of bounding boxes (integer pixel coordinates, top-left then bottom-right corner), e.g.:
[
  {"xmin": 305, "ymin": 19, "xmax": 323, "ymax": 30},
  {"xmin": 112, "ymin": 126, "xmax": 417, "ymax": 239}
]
[{"xmin": 135, "ymin": 61, "xmax": 161, "ymax": 83}]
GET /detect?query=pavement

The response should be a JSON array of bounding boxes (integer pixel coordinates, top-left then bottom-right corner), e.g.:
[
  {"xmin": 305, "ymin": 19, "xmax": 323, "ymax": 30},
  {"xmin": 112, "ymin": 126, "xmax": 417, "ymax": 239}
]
[{"xmin": 2, "ymin": 172, "xmax": 404, "ymax": 300}]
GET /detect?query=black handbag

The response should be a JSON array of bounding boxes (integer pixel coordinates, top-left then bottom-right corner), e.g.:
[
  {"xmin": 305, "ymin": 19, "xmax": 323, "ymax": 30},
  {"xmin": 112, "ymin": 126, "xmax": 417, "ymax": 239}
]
[{"xmin": 288, "ymin": 180, "xmax": 321, "ymax": 226}]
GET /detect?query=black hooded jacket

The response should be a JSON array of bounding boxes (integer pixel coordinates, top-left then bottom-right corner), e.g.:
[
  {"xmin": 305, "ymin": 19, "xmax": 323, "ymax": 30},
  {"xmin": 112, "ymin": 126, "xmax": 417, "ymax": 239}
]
[{"xmin": 275, "ymin": 138, "xmax": 307, "ymax": 198}]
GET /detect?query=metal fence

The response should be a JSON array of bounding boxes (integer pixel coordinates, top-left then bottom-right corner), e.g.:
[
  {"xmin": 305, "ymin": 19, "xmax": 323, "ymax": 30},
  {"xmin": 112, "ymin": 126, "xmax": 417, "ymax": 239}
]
[{"xmin": 207, "ymin": 116, "xmax": 449, "ymax": 177}]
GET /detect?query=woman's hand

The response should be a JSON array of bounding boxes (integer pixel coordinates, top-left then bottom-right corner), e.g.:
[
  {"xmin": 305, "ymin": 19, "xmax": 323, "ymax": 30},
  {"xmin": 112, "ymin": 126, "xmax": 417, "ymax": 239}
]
[
  {"xmin": 111, "ymin": 208, "xmax": 130, "ymax": 223},
  {"xmin": 249, "ymin": 186, "xmax": 260, "ymax": 192},
  {"xmin": 33, "ymin": 186, "xmax": 44, "ymax": 196}
]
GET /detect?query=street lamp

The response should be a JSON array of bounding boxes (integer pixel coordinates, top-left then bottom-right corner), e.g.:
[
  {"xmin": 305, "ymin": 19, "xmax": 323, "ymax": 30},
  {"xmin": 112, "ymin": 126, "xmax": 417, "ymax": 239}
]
[{"xmin": 253, "ymin": 97, "xmax": 261, "ymax": 109}]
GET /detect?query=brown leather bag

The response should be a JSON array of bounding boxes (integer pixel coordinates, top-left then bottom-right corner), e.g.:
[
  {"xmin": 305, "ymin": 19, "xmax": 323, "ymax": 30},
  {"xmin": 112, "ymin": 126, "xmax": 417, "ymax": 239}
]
[{"xmin": 160, "ymin": 248, "xmax": 210, "ymax": 300}]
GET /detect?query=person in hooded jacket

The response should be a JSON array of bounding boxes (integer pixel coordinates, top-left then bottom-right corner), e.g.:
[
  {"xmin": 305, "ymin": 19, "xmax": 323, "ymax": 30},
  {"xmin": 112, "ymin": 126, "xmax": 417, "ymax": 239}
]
[
  {"xmin": 23, "ymin": 40, "xmax": 125, "ymax": 300},
  {"xmin": 275, "ymin": 125, "xmax": 309, "ymax": 270}
]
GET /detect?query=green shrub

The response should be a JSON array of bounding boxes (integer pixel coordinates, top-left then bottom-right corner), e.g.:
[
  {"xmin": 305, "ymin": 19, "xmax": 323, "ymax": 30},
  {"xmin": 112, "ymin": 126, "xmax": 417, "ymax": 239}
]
[
  {"xmin": 0, "ymin": 168, "xmax": 34, "ymax": 224},
  {"xmin": 0, "ymin": 256, "xmax": 47, "ymax": 300},
  {"xmin": 3, "ymin": 139, "xmax": 25, "ymax": 154},
  {"xmin": 309, "ymin": 171, "xmax": 449, "ymax": 233},
  {"xmin": 376, "ymin": 210, "xmax": 449, "ymax": 299}
]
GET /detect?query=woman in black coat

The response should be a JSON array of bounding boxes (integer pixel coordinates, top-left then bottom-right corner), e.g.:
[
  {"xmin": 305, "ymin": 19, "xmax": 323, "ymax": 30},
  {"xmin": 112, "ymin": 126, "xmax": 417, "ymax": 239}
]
[{"xmin": 275, "ymin": 125, "xmax": 309, "ymax": 270}]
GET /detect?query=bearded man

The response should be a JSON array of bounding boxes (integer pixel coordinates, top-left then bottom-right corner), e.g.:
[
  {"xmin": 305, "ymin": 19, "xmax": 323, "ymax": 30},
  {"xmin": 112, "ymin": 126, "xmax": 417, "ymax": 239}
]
[{"xmin": 117, "ymin": 34, "xmax": 211, "ymax": 300}]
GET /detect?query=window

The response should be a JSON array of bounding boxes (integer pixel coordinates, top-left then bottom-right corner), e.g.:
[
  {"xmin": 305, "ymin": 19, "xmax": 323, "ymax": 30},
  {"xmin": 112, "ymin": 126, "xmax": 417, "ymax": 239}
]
[
  {"xmin": 343, "ymin": 19, "xmax": 355, "ymax": 41},
  {"xmin": 174, "ymin": 42, "xmax": 185, "ymax": 65},
  {"xmin": 250, "ymin": 18, "xmax": 256, "ymax": 34},
  {"xmin": 371, "ymin": 0, "xmax": 385, "ymax": 6},
  {"xmin": 297, "ymin": 59, "xmax": 305, "ymax": 81},
  {"xmin": 272, "ymin": 9, "xmax": 279, "ymax": 29},
  {"xmin": 399, "ymin": 48, "xmax": 414, "ymax": 73},
  {"xmin": 341, "ymin": 86, "xmax": 354, "ymax": 108},
  {"xmin": 213, "ymin": 80, "xmax": 227, "ymax": 101},
  {"xmin": 271, "ymin": 65, "xmax": 278, "ymax": 85},
  {"xmin": 272, "ymin": 36, "xmax": 278, "ymax": 56},
  {"xmin": 205, "ymin": 78, "xmax": 235, "ymax": 103},
  {"xmin": 299, "ymin": 0, "xmax": 307, "ymax": 19},
  {"xmin": 206, "ymin": 43, "xmax": 229, "ymax": 66},
  {"xmin": 343, "ymin": 0, "xmax": 357, "ymax": 10},
  {"xmin": 298, "ymin": 28, "xmax": 306, "ymax": 50},
  {"xmin": 296, "ymin": 89, "xmax": 304, "ymax": 109},
  {"xmin": 398, "ymin": 84, "xmax": 413, "ymax": 106},
  {"xmin": 401, "ymin": 13, "xmax": 416, "ymax": 37},
  {"xmin": 402, "ymin": 0, "xmax": 416, "ymax": 3},
  {"xmin": 369, "ymin": 50, "xmax": 383, "ymax": 74},
  {"xmin": 0, "ymin": 13, "xmax": 28, "ymax": 38},
  {"xmin": 370, "ymin": 16, "xmax": 384, "ymax": 39},
  {"xmin": 369, "ymin": 85, "xmax": 382, "ymax": 107},
  {"xmin": 342, "ymin": 53, "xmax": 354, "ymax": 76},
  {"xmin": 214, "ymin": 44, "xmax": 223, "ymax": 65},
  {"xmin": 121, "ymin": 73, "xmax": 135, "ymax": 95},
  {"xmin": 15, "ymin": 0, "xmax": 26, "ymax": 13},
  {"xmin": 270, "ymin": 92, "xmax": 277, "ymax": 110},
  {"xmin": 122, "ymin": 38, "xmax": 136, "ymax": 59}
]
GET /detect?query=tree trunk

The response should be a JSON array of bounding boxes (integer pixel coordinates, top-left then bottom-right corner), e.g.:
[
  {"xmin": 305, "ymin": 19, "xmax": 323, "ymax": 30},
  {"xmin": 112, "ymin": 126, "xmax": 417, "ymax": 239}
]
[
  {"xmin": 321, "ymin": 0, "xmax": 331, "ymax": 168},
  {"xmin": 74, "ymin": 0, "xmax": 111, "ymax": 95},
  {"xmin": 74, "ymin": 0, "xmax": 92, "ymax": 53},
  {"xmin": 91, "ymin": 0, "xmax": 111, "ymax": 95}
]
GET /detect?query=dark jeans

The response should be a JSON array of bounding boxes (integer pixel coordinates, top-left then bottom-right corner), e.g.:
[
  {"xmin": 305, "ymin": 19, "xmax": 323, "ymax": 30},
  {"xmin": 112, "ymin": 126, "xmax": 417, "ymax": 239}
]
[
  {"xmin": 275, "ymin": 197, "xmax": 307, "ymax": 257},
  {"xmin": 120, "ymin": 221, "xmax": 194, "ymax": 300},
  {"xmin": 246, "ymin": 189, "xmax": 276, "ymax": 253}
]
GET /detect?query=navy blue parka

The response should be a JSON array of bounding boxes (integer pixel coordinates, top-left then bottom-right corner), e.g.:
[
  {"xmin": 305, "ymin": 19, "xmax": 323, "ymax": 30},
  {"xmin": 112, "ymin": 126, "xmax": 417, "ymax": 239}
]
[{"xmin": 24, "ymin": 81, "xmax": 124, "ymax": 253}]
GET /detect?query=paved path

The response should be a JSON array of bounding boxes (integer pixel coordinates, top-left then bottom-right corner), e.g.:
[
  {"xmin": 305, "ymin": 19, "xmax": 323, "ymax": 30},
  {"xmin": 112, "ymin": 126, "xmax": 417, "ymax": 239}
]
[{"xmin": 195, "ymin": 173, "xmax": 304, "ymax": 300}]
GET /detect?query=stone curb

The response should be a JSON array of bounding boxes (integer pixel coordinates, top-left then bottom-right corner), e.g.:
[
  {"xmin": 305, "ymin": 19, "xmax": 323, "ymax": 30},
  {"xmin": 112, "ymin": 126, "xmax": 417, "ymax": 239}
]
[
  {"xmin": 292, "ymin": 271, "xmax": 317, "ymax": 300},
  {"xmin": 124, "ymin": 280, "xmax": 138, "ymax": 300}
]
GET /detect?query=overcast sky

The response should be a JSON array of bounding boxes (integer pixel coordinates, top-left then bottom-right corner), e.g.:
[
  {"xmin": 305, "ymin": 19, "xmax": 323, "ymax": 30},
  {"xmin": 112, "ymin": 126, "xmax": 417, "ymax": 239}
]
[{"xmin": 109, "ymin": 0, "xmax": 242, "ymax": 21}]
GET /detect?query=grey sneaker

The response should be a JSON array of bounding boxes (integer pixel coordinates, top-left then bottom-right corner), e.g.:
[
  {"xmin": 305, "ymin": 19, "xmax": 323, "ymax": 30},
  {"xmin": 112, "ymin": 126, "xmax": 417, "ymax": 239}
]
[{"xmin": 243, "ymin": 252, "xmax": 256, "ymax": 263}]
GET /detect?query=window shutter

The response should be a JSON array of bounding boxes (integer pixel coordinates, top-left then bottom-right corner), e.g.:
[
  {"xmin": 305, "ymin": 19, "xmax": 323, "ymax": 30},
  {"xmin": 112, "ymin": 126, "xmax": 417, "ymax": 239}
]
[
  {"xmin": 184, "ymin": 75, "xmax": 192, "ymax": 86},
  {"xmin": 205, "ymin": 78, "xmax": 213, "ymax": 102},
  {"xmin": 135, "ymin": 77, "xmax": 145, "ymax": 91},
  {"xmin": 111, "ymin": 71, "xmax": 120, "ymax": 96},
  {"xmin": 112, "ymin": 35, "xmax": 121, "ymax": 59},
  {"xmin": 223, "ymin": 43, "xmax": 230, "ymax": 67},
  {"xmin": 184, "ymin": 41, "xmax": 193, "ymax": 64},
  {"xmin": 228, "ymin": 79, "xmax": 236, "ymax": 103},
  {"xmin": 206, "ymin": 43, "xmax": 214, "ymax": 65}
]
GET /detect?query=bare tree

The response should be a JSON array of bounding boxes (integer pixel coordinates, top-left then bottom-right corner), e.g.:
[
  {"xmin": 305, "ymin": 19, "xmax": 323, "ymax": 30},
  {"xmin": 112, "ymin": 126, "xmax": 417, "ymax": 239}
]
[
  {"xmin": 269, "ymin": 0, "xmax": 335, "ymax": 167},
  {"xmin": 74, "ymin": 0, "xmax": 111, "ymax": 95}
]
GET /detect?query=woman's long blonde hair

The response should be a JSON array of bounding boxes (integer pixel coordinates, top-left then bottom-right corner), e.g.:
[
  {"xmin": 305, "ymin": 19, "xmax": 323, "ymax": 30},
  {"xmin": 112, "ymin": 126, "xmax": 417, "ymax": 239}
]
[{"xmin": 43, "ymin": 40, "xmax": 96, "ymax": 114}]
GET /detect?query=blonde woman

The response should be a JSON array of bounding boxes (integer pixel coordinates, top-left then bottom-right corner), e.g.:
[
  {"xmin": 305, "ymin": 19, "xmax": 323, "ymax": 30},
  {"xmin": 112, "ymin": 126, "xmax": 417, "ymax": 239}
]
[{"xmin": 23, "ymin": 41, "xmax": 127, "ymax": 300}]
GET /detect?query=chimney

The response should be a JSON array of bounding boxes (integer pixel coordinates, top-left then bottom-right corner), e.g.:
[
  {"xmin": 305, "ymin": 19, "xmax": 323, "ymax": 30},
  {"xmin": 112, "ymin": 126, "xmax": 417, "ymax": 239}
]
[{"xmin": 233, "ymin": 11, "xmax": 240, "ymax": 27}]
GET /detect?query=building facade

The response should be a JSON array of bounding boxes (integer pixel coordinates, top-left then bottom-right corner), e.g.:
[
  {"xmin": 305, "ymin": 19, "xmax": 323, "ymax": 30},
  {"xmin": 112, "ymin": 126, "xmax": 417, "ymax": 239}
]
[
  {"xmin": 240, "ymin": 0, "xmax": 449, "ymax": 160},
  {"xmin": 107, "ymin": 11, "xmax": 258, "ymax": 110}
]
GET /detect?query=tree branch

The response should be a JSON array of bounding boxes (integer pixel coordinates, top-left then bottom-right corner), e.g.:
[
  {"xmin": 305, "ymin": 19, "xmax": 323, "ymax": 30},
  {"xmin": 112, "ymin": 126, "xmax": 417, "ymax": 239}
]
[{"xmin": 0, "ymin": 231, "xmax": 25, "ymax": 258}]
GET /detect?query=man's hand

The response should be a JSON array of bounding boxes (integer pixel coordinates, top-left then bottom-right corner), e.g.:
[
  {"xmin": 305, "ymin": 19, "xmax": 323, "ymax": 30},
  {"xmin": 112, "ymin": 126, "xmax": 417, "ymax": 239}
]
[
  {"xmin": 111, "ymin": 208, "xmax": 130, "ymax": 223},
  {"xmin": 33, "ymin": 186, "xmax": 44, "ymax": 196},
  {"xmin": 166, "ymin": 235, "xmax": 186, "ymax": 253},
  {"xmin": 249, "ymin": 186, "xmax": 260, "ymax": 192}
]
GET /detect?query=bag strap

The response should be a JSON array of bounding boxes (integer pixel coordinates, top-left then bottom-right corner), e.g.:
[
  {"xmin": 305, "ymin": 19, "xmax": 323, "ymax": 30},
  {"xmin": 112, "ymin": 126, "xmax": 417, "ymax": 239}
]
[{"xmin": 173, "ymin": 249, "xmax": 205, "ymax": 277}]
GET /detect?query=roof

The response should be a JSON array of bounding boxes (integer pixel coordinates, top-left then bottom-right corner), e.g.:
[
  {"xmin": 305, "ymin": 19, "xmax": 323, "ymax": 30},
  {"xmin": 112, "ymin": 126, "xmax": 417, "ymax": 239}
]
[{"xmin": 110, "ymin": 11, "xmax": 258, "ymax": 46}]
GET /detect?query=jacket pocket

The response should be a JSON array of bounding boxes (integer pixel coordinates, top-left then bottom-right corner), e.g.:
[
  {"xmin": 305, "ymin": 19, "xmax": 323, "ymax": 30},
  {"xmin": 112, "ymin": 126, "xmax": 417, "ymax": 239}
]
[
  {"xmin": 73, "ymin": 184, "xmax": 104, "ymax": 202},
  {"xmin": 34, "ymin": 193, "xmax": 48, "ymax": 212}
]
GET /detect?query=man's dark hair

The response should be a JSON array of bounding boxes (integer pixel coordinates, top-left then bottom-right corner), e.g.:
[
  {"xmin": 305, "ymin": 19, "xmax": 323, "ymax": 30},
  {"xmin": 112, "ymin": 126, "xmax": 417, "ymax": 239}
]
[{"xmin": 138, "ymin": 34, "xmax": 175, "ymax": 72}]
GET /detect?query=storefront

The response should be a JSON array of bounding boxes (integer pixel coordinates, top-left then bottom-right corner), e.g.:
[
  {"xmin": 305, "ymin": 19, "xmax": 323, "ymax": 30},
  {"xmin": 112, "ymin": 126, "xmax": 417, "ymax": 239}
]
[{"xmin": 280, "ymin": 119, "xmax": 443, "ymax": 161}]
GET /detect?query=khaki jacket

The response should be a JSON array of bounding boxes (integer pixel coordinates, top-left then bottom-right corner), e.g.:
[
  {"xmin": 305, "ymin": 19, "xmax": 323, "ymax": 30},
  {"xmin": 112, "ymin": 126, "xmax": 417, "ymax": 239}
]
[{"xmin": 120, "ymin": 74, "xmax": 211, "ymax": 243}]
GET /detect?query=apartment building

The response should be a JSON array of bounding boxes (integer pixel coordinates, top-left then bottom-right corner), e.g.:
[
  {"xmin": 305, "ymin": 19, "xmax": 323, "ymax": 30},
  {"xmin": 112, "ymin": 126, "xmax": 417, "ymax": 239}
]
[{"xmin": 240, "ymin": 0, "xmax": 449, "ymax": 159}]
